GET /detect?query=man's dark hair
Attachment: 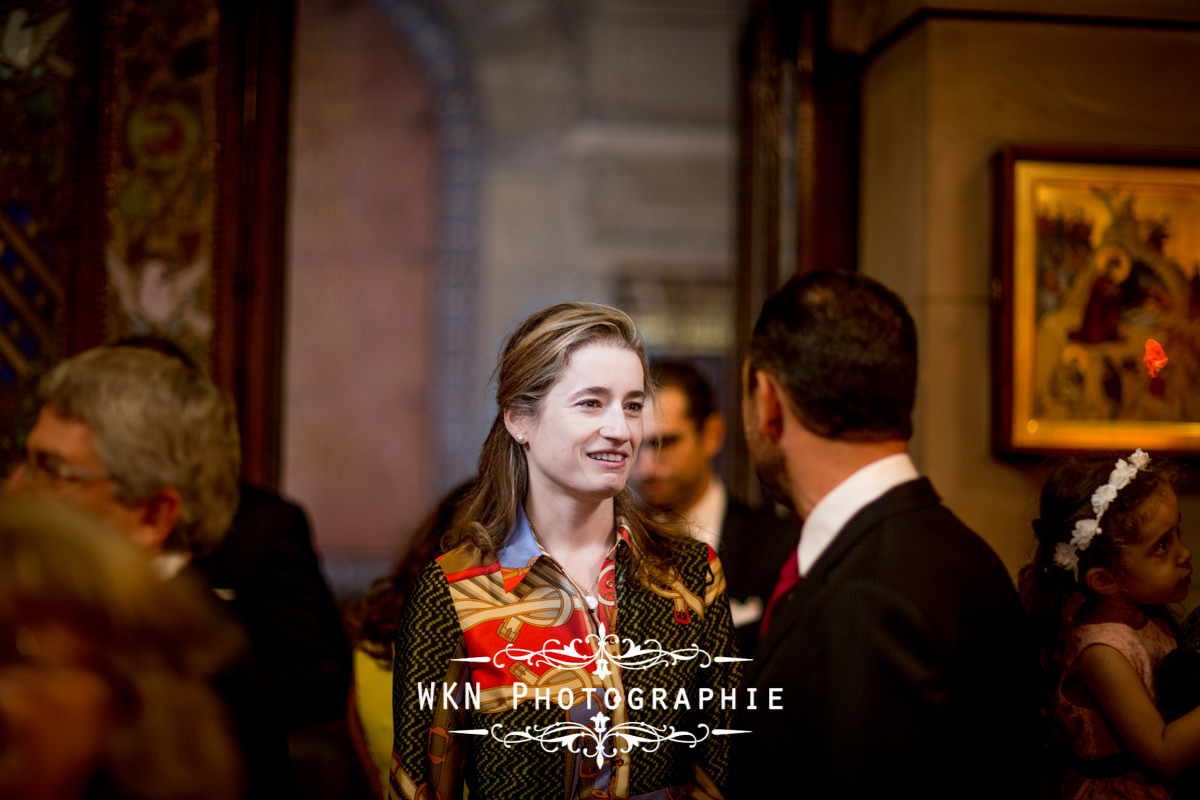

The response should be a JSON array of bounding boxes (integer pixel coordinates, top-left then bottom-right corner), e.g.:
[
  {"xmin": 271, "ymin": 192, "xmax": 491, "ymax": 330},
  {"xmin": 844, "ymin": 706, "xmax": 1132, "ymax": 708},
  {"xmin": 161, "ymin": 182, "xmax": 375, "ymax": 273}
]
[
  {"xmin": 650, "ymin": 360, "xmax": 715, "ymax": 431},
  {"xmin": 748, "ymin": 270, "xmax": 917, "ymax": 441}
]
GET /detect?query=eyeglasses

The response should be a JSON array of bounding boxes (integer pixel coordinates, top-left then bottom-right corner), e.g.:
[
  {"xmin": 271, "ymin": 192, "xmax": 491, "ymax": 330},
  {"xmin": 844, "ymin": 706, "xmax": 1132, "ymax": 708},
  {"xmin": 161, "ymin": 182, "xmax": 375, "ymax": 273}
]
[{"xmin": 19, "ymin": 449, "xmax": 111, "ymax": 489}]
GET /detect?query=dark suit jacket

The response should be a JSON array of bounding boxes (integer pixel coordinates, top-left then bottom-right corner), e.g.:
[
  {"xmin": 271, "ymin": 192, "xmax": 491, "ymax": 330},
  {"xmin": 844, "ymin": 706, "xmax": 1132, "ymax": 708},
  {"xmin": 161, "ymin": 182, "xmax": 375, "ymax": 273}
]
[
  {"xmin": 718, "ymin": 499, "xmax": 799, "ymax": 655},
  {"xmin": 194, "ymin": 484, "xmax": 352, "ymax": 731},
  {"xmin": 174, "ymin": 563, "xmax": 296, "ymax": 799},
  {"xmin": 729, "ymin": 478, "xmax": 1038, "ymax": 798}
]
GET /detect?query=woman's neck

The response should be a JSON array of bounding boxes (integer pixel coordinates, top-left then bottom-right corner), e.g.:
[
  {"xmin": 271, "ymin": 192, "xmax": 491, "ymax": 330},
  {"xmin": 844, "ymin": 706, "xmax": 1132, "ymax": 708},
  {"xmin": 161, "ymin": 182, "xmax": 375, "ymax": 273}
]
[
  {"xmin": 523, "ymin": 488, "xmax": 616, "ymax": 551},
  {"xmin": 523, "ymin": 489, "xmax": 617, "ymax": 601}
]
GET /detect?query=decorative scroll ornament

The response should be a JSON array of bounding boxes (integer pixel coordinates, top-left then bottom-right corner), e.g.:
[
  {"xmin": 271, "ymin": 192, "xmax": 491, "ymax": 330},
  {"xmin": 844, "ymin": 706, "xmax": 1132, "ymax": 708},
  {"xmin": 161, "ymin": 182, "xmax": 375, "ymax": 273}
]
[
  {"xmin": 453, "ymin": 624, "xmax": 747, "ymax": 679},
  {"xmin": 472, "ymin": 713, "xmax": 712, "ymax": 769}
]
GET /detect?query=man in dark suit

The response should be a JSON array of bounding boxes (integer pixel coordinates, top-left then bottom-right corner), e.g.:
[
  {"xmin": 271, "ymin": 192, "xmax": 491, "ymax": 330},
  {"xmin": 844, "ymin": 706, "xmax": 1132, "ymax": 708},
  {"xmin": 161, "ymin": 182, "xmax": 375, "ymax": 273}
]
[
  {"xmin": 195, "ymin": 483, "xmax": 352, "ymax": 733},
  {"xmin": 731, "ymin": 271, "xmax": 1038, "ymax": 798},
  {"xmin": 633, "ymin": 360, "xmax": 798, "ymax": 654}
]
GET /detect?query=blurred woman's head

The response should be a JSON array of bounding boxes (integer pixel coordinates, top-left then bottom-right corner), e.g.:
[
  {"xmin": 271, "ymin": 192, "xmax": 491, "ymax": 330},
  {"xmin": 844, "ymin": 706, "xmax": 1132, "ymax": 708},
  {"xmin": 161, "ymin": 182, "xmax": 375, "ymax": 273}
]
[{"xmin": 0, "ymin": 498, "xmax": 245, "ymax": 800}]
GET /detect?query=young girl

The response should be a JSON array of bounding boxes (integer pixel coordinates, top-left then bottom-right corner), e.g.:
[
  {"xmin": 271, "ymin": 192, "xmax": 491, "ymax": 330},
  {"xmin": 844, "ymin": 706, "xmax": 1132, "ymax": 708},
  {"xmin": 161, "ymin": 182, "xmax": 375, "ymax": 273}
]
[{"xmin": 1020, "ymin": 449, "xmax": 1200, "ymax": 799}]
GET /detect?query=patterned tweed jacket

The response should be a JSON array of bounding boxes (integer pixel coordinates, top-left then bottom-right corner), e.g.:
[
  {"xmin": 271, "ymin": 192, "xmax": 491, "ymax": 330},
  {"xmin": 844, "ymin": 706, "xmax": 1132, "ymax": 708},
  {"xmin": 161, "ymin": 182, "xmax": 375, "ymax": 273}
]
[{"xmin": 390, "ymin": 509, "xmax": 737, "ymax": 800}]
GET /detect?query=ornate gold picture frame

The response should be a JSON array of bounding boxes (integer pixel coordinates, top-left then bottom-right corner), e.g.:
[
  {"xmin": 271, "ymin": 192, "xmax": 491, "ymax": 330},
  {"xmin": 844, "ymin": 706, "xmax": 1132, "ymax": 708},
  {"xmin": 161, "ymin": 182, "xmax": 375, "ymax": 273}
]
[{"xmin": 994, "ymin": 145, "xmax": 1200, "ymax": 455}]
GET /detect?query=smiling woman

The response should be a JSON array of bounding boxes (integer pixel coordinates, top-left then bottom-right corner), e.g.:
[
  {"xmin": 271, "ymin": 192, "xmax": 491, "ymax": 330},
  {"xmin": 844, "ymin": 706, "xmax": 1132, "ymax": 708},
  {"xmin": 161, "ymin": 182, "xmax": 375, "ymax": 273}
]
[
  {"xmin": 390, "ymin": 302, "xmax": 738, "ymax": 800},
  {"xmin": 510, "ymin": 344, "xmax": 645, "ymax": 530}
]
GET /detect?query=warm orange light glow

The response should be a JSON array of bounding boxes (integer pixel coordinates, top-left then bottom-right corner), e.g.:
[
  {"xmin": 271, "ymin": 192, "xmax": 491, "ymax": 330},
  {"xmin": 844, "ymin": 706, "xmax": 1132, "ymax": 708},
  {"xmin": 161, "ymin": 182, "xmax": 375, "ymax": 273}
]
[{"xmin": 1144, "ymin": 339, "xmax": 1168, "ymax": 378}]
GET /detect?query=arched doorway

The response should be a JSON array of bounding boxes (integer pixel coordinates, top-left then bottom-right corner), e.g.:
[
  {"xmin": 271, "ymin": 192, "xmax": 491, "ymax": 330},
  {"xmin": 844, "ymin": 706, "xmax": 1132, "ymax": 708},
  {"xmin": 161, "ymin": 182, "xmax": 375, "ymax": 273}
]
[{"xmin": 283, "ymin": 0, "xmax": 480, "ymax": 592}]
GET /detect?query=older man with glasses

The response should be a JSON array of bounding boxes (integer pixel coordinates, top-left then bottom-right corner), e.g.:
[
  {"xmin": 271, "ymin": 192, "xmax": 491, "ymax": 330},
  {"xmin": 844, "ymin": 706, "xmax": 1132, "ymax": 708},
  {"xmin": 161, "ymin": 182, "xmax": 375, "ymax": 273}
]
[
  {"xmin": 7, "ymin": 345, "xmax": 239, "ymax": 560},
  {"xmin": 4, "ymin": 344, "xmax": 294, "ymax": 798}
]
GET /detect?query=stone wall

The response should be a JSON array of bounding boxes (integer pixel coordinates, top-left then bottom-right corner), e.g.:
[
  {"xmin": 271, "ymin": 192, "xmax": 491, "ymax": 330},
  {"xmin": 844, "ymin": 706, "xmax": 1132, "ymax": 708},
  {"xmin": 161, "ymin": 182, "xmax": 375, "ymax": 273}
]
[{"xmin": 858, "ymin": 3, "xmax": 1200, "ymax": 590}]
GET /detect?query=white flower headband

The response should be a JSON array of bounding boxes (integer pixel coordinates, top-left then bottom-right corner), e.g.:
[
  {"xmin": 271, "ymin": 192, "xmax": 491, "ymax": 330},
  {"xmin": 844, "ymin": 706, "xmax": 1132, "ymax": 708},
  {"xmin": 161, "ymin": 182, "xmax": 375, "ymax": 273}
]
[{"xmin": 1053, "ymin": 448, "xmax": 1151, "ymax": 578}]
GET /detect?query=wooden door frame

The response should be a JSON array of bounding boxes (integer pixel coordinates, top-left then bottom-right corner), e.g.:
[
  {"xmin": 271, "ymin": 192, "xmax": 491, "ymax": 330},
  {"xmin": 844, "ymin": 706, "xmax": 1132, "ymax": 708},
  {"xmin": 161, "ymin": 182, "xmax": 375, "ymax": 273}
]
[{"xmin": 212, "ymin": 0, "xmax": 294, "ymax": 488}]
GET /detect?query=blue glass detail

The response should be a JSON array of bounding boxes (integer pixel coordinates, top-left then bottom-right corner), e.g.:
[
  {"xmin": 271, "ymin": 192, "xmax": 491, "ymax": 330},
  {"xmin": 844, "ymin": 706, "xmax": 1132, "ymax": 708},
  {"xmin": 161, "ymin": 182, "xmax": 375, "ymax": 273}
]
[{"xmin": 16, "ymin": 333, "xmax": 38, "ymax": 360}]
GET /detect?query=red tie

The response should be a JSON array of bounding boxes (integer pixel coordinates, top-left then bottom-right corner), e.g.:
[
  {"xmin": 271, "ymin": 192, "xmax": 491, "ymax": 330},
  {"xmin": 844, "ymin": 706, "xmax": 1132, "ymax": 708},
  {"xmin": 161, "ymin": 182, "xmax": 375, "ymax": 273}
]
[{"xmin": 760, "ymin": 553, "xmax": 801, "ymax": 634}]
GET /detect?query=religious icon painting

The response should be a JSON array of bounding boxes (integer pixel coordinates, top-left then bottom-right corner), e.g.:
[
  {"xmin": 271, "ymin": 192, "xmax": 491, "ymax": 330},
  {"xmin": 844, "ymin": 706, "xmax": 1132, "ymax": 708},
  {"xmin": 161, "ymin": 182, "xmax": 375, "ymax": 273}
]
[{"xmin": 993, "ymin": 145, "xmax": 1200, "ymax": 455}]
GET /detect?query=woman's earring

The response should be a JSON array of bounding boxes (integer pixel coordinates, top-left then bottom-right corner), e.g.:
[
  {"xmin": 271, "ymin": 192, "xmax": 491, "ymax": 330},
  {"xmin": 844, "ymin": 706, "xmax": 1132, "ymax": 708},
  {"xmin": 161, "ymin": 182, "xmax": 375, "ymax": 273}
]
[{"xmin": 515, "ymin": 434, "xmax": 525, "ymax": 444}]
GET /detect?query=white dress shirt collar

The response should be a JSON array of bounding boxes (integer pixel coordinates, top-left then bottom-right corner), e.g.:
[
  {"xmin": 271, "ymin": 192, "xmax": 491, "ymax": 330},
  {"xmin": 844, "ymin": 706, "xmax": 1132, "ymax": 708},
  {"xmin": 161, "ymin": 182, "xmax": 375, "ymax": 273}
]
[
  {"xmin": 153, "ymin": 551, "xmax": 191, "ymax": 580},
  {"xmin": 796, "ymin": 452, "xmax": 919, "ymax": 577},
  {"xmin": 684, "ymin": 477, "xmax": 727, "ymax": 553}
]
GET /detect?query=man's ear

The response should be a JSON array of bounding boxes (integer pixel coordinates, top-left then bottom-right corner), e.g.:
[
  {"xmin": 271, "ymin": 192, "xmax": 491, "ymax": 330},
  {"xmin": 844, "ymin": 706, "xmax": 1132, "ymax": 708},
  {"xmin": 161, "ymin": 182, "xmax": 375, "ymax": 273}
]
[
  {"xmin": 699, "ymin": 412, "xmax": 726, "ymax": 459},
  {"xmin": 128, "ymin": 487, "xmax": 183, "ymax": 552},
  {"xmin": 748, "ymin": 369, "xmax": 785, "ymax": 442},
  {"xmin": 1084, "ymin": 566, "xmax": 1120, "ymax": 597}
]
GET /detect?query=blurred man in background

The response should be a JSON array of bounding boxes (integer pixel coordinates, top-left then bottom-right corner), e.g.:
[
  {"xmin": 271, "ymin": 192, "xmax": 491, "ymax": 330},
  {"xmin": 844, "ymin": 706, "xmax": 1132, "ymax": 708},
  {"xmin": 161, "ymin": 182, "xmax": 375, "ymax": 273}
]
[{"xmin": 633, "ymin": 360, "xmax": 798, "ymax": 653}]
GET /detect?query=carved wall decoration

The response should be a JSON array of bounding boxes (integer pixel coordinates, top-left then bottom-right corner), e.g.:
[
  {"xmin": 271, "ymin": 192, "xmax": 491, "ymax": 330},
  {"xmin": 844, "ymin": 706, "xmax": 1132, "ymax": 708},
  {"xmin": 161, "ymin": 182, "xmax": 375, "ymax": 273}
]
[
  {"xmin": 102, "ymin": 0, "xmax": 220, "ymax": 367},
  {"xmin": 0, "ymin": 0, "xmax": 294, "ymax": 485},
  {"xmin": 0, "ymin": 1, "xmax": 82, "ymax": 384}
]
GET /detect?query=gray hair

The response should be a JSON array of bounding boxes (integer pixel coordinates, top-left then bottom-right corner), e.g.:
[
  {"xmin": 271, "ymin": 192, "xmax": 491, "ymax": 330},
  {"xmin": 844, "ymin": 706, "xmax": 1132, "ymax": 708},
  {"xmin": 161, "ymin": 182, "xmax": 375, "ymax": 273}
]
[{"xmin": 36, "ymin": 346, "xmax": 241, "ymax": 556}]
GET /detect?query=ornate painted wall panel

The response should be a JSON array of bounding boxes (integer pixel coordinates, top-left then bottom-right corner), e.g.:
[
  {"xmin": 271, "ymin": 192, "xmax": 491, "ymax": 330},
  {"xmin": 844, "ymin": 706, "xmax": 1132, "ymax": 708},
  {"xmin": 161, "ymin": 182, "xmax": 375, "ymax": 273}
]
[
  {"xmin": 0, "ymin": 1, "xmax": 82, "ymax": 383},
  {"xmin": 102, "ymin": 0, "xmax": 220, "ymax": 367},
  {"xmin": 0, "ymin": 0, "xmax": 293, "ymax": 484}
]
